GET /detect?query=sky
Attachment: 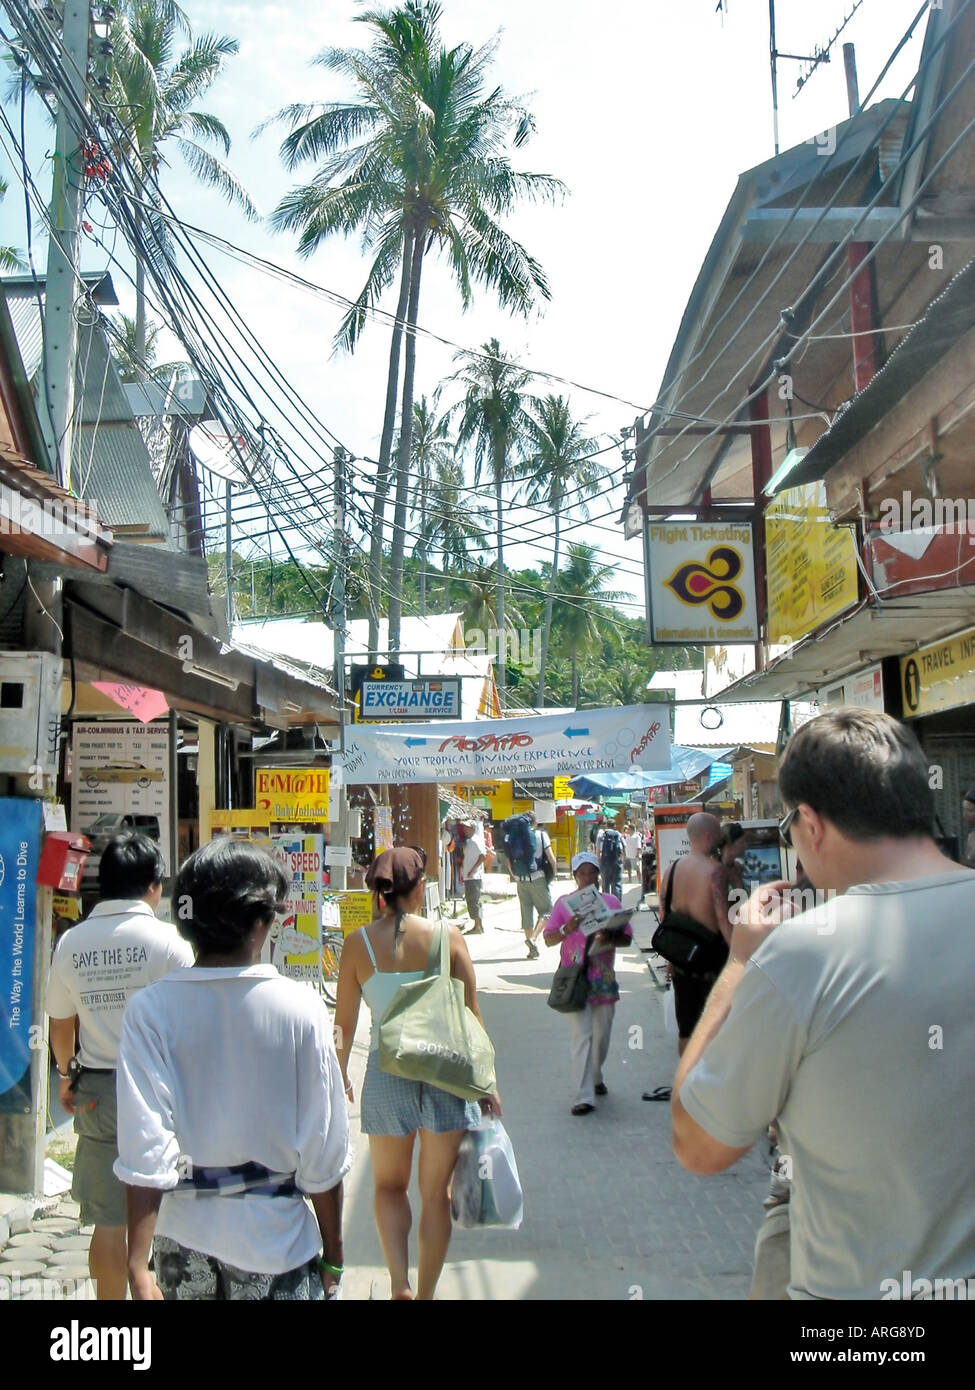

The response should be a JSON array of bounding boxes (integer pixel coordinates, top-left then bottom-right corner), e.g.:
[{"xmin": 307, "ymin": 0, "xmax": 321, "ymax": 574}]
[{"xmin": 0, "ymin": 0, "xmax": 930, "ymax": 618}]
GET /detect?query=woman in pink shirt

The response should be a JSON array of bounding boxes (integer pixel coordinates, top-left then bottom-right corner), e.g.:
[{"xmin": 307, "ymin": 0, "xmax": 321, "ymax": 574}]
[{"xmin": 543, "ymin": 852, "xmax": 633, "ymax": 1115}]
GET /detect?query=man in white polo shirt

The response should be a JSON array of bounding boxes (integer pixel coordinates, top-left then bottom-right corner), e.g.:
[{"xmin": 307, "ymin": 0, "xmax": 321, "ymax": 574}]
[
  {"xmin": 47, "ymin": 833, "xmax": 193, "ymax": 1300},
  {"xmin": 671, "ymin": 709, "xmax": 975, "ymax": 1300}
]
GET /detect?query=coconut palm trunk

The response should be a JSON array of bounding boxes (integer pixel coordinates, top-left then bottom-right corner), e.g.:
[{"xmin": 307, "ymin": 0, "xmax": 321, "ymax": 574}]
[
  {"xmin": 388, "ymin": 222, "xmax": 425, "ymax": 659},
  {"xmin": 537, "ymin": 500, "xmax": 560, "ymax": 707},
  {"xmin": 367, "ymin": 234, "xmax": 414, "ymax": 658}
]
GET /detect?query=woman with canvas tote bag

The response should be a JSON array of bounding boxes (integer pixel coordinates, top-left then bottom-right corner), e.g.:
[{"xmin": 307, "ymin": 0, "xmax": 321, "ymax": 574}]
[{"xmin": 334, "ymin": 846, "xmax": 501, "ymax": 1300}]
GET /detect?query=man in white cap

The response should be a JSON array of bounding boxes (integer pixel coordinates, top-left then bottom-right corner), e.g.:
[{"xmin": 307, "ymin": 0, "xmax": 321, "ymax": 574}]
[{"xmin": 458, "ymin": 815, "xmax": 486, "ymax": 934}]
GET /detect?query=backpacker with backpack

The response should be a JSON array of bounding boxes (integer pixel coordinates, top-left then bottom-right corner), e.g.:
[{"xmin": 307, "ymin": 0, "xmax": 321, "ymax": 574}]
[
  {"xmin": 600, "ymin": 827, "xmax": 624, "ymax": 878},
  {"xmin": 502, "ymin": 814, "xmax": 539, "ymax": 880}
]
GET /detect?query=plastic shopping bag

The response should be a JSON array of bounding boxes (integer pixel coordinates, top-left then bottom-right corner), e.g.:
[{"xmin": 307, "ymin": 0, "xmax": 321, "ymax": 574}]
[
  {"xmin": 451, "ymin": 1117, "xmax": 523, "ymax": 1230},
  {"xmin": 662, "ymin": 985, "xmax": 678, "ymax": 1037}
]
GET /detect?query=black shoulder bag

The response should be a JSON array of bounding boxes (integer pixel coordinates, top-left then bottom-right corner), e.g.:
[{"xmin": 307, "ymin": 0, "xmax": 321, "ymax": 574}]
[
  {"xmin": 547, "ymin": 931, "xmax": 593, "ymax": 1013},
  {"xmin": 651, "ymin": 862, "xmax": 729, "ymax": 977}
]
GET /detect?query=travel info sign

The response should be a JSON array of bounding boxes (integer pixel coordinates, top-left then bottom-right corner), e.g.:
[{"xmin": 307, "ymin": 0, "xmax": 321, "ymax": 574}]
[
  {"xmin": 341, "ymin": 705, "xmax": 670, "ymax": 785},
  {"xmin": 648, "ymin": 521, "xmax": 758, "ymax": 644}
]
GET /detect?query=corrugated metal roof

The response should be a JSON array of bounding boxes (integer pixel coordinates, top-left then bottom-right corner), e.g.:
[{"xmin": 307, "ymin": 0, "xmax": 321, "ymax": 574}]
[
  {"xmin": 124, "ymin": 376, "xmax": 207, "ymax": 418},
  {"xmin": 5, "ymin": 288, "xmax": 44, "ymax": 381},
  {"xmin": 3, "ymin": 280, "xmax": 174, "ymax": 541},
  {"xmin": 71, "ymin": 423, "xmax": 172, "ymax": 540}
]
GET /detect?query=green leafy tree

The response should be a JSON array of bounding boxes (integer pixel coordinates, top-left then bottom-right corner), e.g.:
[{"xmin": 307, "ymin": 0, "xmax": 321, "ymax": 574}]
[
  {"xmin": 265, "ymin": 1, "xmax": 563, "ymax": 659},
  {"xmin": 452, "ymin": 338, "xmax": 535, "ymax": 706},
  {"xmin": 111, "ymin": 1, "xmax": 257, "ymax": 370},
  {"xmin": 516, "ymin": 394, "xmax": 604, "ymax": 706}
]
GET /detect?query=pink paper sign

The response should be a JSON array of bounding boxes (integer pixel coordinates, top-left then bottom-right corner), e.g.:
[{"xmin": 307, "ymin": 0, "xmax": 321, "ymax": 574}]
[{"xmin": 91, "ymin": 682, "xmax": 170, "ymax": 724}]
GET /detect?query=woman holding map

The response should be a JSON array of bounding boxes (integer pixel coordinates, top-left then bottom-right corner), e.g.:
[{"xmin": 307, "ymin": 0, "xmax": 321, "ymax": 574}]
[{"xmin": 542, "ymin": 852, "xmax": 633, "ymax": 1115}]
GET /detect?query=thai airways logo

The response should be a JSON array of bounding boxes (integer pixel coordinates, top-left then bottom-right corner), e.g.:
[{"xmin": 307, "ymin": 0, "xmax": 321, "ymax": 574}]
[{"xmin": 663, "ymin": 546, "xmax": 745, "ymax": 621}]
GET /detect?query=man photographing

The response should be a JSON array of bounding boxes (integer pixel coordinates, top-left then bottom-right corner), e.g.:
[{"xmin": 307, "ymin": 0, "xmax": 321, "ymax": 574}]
[{"xmin": 671, "ymin": 708, "xmax": 975, "ymax": 1300}]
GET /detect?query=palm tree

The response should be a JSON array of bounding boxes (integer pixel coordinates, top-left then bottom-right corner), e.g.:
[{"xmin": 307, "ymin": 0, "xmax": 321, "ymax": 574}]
[
  {"xmin": 458, "ymin": 558, "xmax": 525, "ymax": 646},
  {"xmin": 108, "ymin": 311, "xmax": 191, "ymax": 383},
  {"xmin": 265, "ymin": 1, "xmax": 563, "ymax": 659},
  {"xmin": 413, "ymin": 454, "xmax": 487, "ymax": 610},
  {"xmin": 110, "ymin": 1, "xmax": 257, "ymax": 369},
  {"xmin": 451, "ymin": 339, "xmax": 535, "ymax": 706},
  {"xmin": 553, "ymin": 544, "xmax": 628, "ymax": 708},
  {"xmin": 404, "ymin": 392, "xmax": 453, "ymax": 614},
  {"xmin": 516, "ymin": 395, "xmax": 604, "ymax": 706},
  {"xmin": 0, "ymin": 178, "xmax": 24, "ymax": 271}
]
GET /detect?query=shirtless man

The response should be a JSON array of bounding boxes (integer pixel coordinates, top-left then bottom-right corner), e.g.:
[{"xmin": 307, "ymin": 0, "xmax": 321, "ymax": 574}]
[{"xmin": 659, "ymin": 813, "xmax": 732, "ymax": 1056}]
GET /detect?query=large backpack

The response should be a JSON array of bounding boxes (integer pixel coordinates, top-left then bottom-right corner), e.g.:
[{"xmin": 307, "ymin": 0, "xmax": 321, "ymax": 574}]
[
  {"xmin": 502, "ymin": 814, "xmax": 539, "ymax": 879},
  {"xmin": 600, "ymin": 827, "xmax": 624, "ymax": 874}
]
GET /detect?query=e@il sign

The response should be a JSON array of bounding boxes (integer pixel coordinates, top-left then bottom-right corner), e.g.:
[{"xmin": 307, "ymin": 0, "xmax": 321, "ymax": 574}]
[{"xmin": 255, "ymin": 768, "xmax": 331, "ymax": 822}]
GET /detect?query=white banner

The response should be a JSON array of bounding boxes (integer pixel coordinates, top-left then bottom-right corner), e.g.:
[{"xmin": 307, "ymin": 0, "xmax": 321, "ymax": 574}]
[{"xmin": 341, "ymin": 705, "xmax": 671, "ymax": 785}]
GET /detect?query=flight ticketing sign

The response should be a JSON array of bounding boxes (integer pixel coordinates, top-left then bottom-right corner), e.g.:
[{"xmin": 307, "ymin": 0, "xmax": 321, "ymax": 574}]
[{"xmin": 341, "ymin": 705, "xmax": 671, "ymax": 785}]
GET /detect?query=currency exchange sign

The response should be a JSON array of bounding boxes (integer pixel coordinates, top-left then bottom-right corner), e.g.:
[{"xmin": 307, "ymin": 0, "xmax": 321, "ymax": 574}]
[{"xmin": 340, "ymin": 704, "xmax": 670, "ymax": 785}]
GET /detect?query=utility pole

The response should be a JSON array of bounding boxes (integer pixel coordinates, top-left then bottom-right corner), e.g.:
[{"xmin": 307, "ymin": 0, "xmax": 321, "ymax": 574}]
[
  {"xmin": 224, "ymin": 480, "xmax": 234, "ymax": 633},
  {"xmin": 331, "ymin": 447, "xmax": 349, "ymax": 890},
  {"xmin": 40, "ymin": 0, "xmax": 91, "ymax": 488},
  {"xmin": 0, "ymin": 0, "xmax": 91, "ymax": 1198}
]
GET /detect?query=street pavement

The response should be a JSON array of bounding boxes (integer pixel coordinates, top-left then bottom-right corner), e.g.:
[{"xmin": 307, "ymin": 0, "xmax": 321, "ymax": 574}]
[
  {"xmin": 0, "ymin": 871, "xmax": 771, "ymax": 1301},
  {"xmin": 340, "ymin": 871, "xmax": 771, "ymax": 1300}
]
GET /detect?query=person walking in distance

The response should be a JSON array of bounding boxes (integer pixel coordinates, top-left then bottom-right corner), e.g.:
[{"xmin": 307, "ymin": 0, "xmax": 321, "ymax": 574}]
[
  {"xmin": 458, "ymin": 816, "xmax": 486, "ymax": 935},
  {"xmin": 46, "ymin": 833, "xmax": 193, "ymax": 1300},
  {"xmin": 624, "ymin": 823, "xmax": 642, "ymax": 884},
  {"xmin": 543, "ymin": 852, "xmax": 632, "ymax": 1114},
  {"xmin": 672, "ymin": 708, "xmax": 975, "ymax": 1300},
  {"xmin": 504, "ymin": 810, "xmax": 556, "ymax": 959},
  {"xmin": 600, "ymin": 821, "xmax": 625, "ymax": 901},
  {"xmin": 334, "ymin": 847, "xmax": 501, "ymax": 1300}
]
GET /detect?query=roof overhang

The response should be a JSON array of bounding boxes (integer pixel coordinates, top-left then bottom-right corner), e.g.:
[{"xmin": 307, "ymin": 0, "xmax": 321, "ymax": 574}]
[
  {"xmin": 0, "ymin": 457, "xmax": 112, "ymax": 571},
  {"xmin": 711, "ymin": 588, "xmax": 975, "ymax": 703}
]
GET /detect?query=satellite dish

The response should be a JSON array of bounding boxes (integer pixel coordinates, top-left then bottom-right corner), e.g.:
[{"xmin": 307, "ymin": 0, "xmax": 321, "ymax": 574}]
[{"xmin": 189, "ymin": 421, "xmax": 267, "ymax": 487}]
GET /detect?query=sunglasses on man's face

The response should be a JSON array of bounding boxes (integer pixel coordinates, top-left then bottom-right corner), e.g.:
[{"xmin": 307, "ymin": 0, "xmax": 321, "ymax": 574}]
[{"xmin": 779, "ymin": 806, "xmax": 799, "ymax": 847}]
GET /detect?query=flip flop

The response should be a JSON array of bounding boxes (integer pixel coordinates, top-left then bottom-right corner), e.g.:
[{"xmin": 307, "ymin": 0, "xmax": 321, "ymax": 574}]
[{"xmin": 641, "ymin": 1086, "xmax": 672, "ymax": 1102}]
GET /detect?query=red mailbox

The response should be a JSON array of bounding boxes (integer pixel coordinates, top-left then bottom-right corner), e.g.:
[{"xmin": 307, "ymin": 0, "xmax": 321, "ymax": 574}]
[{"xmin": 37, "ymin": 832, "xmax": 91, "ymax": 893}]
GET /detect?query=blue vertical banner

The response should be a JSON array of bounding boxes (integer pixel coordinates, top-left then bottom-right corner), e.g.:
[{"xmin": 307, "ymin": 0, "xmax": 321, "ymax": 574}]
[{"xmin": 0, "ymin": 798, "xmax": 44, "ymax": 1113}]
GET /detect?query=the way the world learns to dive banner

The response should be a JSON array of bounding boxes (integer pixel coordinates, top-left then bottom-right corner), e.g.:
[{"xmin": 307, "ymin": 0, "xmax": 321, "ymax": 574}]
[
  {"xmin": 0, "ymin": 798, "xmax": 43, "ymax": 1113},
  {"xmin": 339, "ymin": 704, "xmax": 671, "ymax": 785}
]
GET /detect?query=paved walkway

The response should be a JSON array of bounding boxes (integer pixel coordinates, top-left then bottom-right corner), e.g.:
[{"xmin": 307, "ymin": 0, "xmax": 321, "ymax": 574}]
[
  {"xmin": 341, "ymin": 873, "xmax": 770, "ymax": 1300},
  {"xmin": 0, "ymin": 873, "xmax": 770, "ymax": 1300}
]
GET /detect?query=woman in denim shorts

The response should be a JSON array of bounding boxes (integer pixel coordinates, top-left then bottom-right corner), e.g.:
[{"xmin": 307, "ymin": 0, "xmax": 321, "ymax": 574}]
[{"xmin": 335, "ymin": 846, "xmax": 501, "ymax": 1300}]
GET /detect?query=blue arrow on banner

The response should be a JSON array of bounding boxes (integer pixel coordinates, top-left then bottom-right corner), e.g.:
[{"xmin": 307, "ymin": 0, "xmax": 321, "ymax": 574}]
[
  {"xmin": 404, "ymin": 737, "xmax": 428, "ymax": 748},
  {"xmin": 564, "ymin": 727, "xmax": 590, "ymax": 738}
]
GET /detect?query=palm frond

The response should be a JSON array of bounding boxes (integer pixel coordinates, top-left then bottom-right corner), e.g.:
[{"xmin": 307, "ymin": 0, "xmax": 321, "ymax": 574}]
[{"xmin": 173, "ymin": 139, "xmax": 260, "ymax": 220}]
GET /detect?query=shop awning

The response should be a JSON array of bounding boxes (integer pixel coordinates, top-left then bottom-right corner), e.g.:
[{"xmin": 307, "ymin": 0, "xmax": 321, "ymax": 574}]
[
  {"xmin": 710, "ymin": 589, "xmax": 975, "ymax": 703},
  {"xmin": 568, "ymin": 745, "xmax": 733, "ymax": 799}
]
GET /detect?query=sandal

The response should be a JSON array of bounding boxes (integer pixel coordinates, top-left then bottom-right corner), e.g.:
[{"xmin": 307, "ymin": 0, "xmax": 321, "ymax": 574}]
[{"xmin": 641, "ymin": 1086, "xmax": 672, "ymax": 1102}]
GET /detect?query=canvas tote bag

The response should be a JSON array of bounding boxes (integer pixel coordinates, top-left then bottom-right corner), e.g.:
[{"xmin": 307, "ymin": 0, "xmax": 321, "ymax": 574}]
[{"xmin": 378, "ymin": 924, "xmax": 497, "ymax": 1101}]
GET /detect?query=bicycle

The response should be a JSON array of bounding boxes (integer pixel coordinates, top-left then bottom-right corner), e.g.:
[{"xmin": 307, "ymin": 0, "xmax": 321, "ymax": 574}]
[{"xmin": 320, "ymin": 928, "xmax": 343, "ymax": 1006}]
